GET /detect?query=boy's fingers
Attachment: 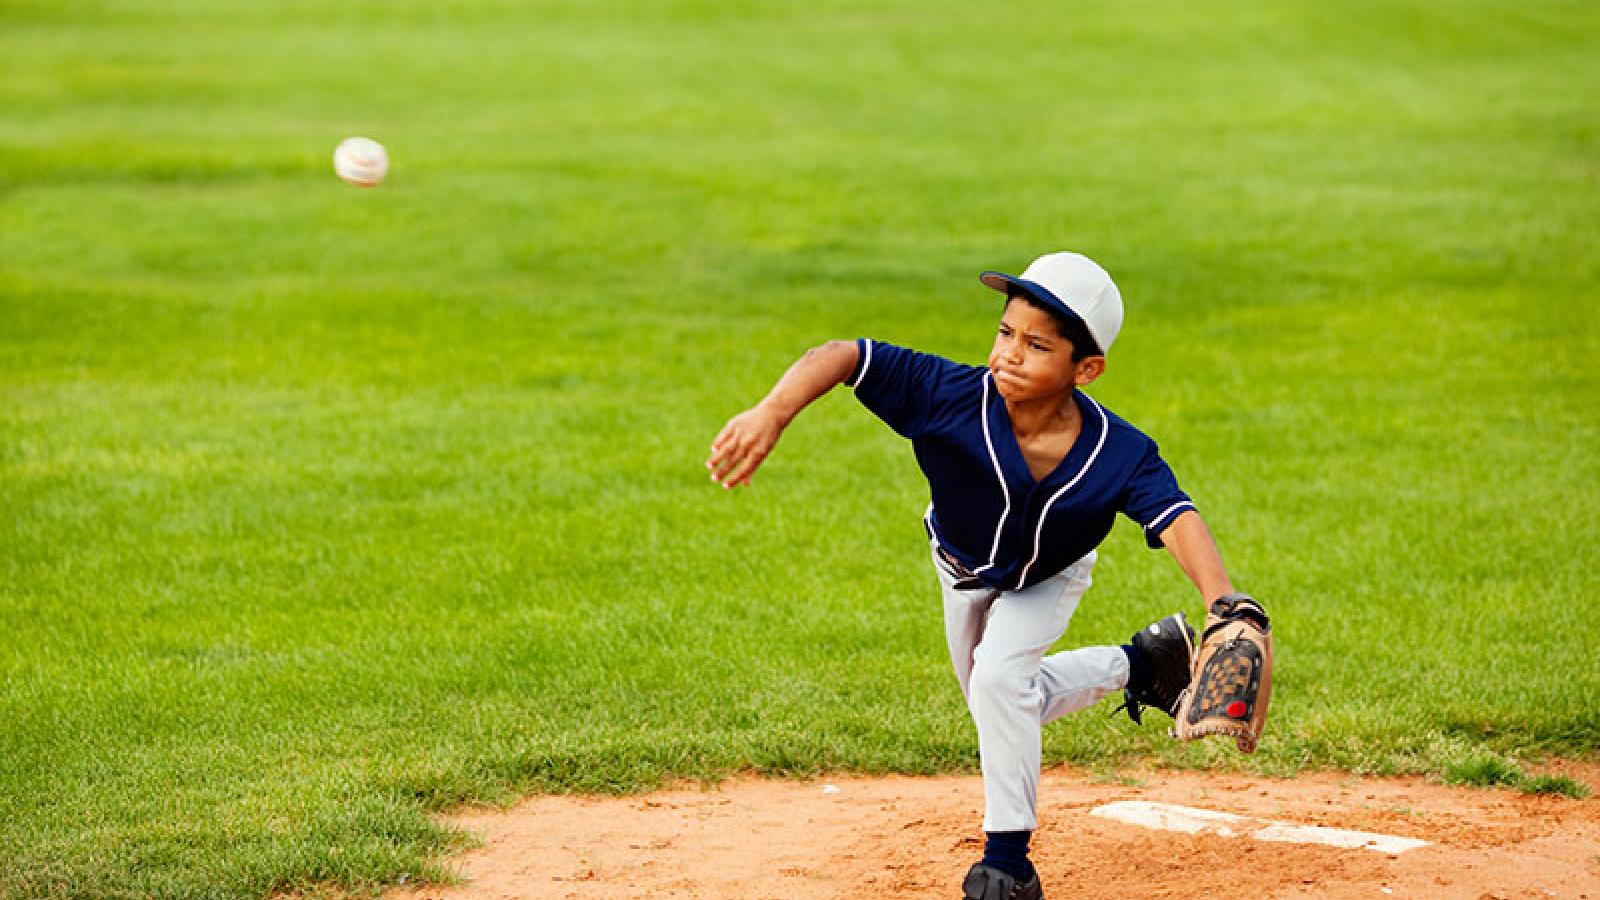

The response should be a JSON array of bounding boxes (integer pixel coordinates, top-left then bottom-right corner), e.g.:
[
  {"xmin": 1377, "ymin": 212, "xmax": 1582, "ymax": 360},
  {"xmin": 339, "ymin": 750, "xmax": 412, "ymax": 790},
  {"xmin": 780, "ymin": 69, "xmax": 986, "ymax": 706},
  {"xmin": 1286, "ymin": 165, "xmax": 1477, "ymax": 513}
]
[
  {"xmin": 707, "ymin": 418, "xmax": 778, "ymax": 488},
  {"xmin": 713, "ymin": 446, "xmax": 746, "ymax": 486},
  {"xmin": 736, "ymin": 460, "xmax": 763, "ymax": 487},
  {"xmin": 707, "ymin": 434, "xmax": 731, "ymax": 466},
  {"xmin": 711, "ymin": 440, "xmax": 746, "ymax": 484},
  {"xmin": 707, "ymin": 423, "xmax": 742, "ymax": 470},
  {"xmin": 727, "ymin": 447, "xmax": 767, "ymax": 487}
]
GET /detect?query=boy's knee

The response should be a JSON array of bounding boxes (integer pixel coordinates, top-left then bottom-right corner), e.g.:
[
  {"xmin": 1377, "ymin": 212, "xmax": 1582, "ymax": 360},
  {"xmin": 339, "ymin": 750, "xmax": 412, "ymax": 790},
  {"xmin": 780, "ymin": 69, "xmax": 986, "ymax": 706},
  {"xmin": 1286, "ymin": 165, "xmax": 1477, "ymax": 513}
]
[{"xmin": 969, "ymin": 653, "xmax": 1035, "ymax": 707}]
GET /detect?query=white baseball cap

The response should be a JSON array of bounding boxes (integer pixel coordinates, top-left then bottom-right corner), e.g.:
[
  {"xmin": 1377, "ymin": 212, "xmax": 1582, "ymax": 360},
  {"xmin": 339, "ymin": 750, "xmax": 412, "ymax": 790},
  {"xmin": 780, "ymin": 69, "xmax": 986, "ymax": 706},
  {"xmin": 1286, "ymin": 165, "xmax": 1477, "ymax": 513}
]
[{"xmin": 980, "ymin": 252, "xmax": 1124, "ymax": 354}]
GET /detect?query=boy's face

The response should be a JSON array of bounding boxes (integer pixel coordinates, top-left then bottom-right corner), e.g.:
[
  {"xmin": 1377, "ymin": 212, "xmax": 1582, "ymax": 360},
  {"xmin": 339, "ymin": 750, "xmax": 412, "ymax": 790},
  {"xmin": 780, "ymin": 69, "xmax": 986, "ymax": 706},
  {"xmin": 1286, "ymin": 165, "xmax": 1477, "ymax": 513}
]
[{"xmin": 988, "ymin": 298, "xmax": 1106, "ymax": 404}]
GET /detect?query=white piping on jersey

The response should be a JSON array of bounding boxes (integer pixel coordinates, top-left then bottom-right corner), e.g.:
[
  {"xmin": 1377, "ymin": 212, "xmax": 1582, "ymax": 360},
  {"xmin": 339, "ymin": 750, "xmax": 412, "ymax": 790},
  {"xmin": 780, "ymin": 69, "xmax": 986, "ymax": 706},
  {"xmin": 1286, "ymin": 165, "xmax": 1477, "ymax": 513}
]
[
  {"xmin": 1144, "ymin": 501, "xmax": 1195, "ymax": 534},
  {"xmin": 974, "ymin": 372, "xmax": 1011, "ymax": 575},
  {"xmin": 1015, "ymin": 393, "xmax": 1110, "ymax": 589},
  {"xmin": 846, "ymin": 339, "xmax": 874, "ymax": 389}
]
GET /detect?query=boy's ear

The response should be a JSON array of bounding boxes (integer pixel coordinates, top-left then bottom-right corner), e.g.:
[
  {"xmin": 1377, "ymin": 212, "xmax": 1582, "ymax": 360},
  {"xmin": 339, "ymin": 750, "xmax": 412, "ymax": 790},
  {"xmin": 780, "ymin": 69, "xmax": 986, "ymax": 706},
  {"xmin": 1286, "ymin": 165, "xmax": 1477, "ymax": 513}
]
[{"xmin": 1074, "ymin": 356, "xmax": 1106, "ymax": 386}]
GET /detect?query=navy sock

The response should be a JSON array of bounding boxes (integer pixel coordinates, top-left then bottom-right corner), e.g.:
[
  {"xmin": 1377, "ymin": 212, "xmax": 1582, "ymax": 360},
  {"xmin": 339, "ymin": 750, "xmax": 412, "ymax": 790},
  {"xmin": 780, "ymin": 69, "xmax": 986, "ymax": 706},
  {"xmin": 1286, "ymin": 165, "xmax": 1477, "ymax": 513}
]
[
  {"xmin": 1121, "ymin": 642, "xmax": 1149, "ymax": 692},
  {"xmin": 980, "ymin": 830, "xmax": 1034, "ymax": 882}
]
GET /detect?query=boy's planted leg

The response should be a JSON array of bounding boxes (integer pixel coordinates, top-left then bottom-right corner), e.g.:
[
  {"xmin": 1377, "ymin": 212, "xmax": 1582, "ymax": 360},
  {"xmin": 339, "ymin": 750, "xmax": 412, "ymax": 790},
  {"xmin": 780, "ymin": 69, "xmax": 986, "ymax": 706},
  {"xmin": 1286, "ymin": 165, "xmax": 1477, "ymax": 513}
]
[{"xmin": 946, "ymin": 555, "xmax": 1095, "ymax": 832}]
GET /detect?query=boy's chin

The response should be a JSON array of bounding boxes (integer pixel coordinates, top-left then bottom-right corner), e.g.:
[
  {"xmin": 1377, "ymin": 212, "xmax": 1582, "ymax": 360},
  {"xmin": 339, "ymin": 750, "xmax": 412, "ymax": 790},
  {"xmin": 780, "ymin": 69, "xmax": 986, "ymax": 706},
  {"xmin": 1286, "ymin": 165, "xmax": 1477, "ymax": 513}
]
[
  {"xmin": 996, "ymin": 380, "xmax": 1072, "ymax": 404},
  {"xmin": 994, "ymin": 381, "xmax": 1030, "ymax": 402}
]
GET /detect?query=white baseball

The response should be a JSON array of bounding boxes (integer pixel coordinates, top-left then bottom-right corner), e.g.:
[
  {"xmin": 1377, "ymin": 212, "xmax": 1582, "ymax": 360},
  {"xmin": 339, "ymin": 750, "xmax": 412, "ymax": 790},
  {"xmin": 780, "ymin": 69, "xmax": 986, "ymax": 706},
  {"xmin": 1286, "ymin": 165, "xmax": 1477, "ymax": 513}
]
[{"xmin": 333, "ymin": 137, "xmax": 388, "ymax": 187}]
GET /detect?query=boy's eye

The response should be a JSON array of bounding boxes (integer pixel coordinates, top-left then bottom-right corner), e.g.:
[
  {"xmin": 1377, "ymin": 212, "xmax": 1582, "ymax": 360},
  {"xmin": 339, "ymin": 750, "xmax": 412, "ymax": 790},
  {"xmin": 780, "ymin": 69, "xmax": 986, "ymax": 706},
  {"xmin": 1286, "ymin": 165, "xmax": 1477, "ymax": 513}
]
[{"xmin": 1030, "ymin": 342, "xmax": 1050, "ymax": 351}]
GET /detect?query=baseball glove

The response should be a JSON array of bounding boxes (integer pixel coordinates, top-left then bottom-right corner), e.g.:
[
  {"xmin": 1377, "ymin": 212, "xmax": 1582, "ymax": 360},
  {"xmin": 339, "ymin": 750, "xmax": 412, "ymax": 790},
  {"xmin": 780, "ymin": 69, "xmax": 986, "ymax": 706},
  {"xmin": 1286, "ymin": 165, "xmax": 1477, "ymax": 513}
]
[{"xmin": 1174, "ymin": 593, "xmax": 1273, "ymax": 753}]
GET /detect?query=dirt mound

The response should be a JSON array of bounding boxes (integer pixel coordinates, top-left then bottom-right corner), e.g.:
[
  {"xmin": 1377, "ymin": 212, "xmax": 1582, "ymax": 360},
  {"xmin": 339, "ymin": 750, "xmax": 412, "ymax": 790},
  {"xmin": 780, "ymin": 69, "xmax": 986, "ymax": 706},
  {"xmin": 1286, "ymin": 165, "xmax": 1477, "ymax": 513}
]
[{"xmin": 387, "ymin": 763, "xmax": 1600, "ymax": 899}]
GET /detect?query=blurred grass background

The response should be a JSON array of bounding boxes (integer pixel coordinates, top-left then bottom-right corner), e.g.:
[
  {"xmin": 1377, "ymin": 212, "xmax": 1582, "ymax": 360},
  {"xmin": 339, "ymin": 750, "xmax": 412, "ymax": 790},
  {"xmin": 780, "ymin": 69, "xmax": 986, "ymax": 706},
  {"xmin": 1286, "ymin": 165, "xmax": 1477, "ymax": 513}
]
[{"xmin": 2, "ymin": 0, "xmax": 1597, "ymax": 896}]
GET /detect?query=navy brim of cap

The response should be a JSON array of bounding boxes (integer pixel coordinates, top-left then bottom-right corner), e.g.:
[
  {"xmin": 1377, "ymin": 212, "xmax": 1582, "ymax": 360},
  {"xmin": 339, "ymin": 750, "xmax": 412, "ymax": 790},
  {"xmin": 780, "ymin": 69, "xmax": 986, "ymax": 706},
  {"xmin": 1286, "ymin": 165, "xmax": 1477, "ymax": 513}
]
[{"xmin": 979, "ymin": 271, "xmax": 1087, "ymax": 328}]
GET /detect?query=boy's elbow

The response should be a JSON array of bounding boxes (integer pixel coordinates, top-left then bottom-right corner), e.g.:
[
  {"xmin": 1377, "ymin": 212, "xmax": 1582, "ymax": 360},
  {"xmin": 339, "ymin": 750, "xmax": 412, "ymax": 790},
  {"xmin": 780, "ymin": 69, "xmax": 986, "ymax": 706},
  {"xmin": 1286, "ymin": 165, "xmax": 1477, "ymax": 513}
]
[{"xmin": 804, "ymin": 339, "xmax": 859, "ymax": 375}]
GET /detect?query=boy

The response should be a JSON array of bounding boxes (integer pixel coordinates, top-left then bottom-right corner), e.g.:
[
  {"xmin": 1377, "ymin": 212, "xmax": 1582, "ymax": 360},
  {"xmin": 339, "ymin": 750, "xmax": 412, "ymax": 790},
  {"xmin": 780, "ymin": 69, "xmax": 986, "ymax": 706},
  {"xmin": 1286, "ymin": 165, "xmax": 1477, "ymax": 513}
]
[{"xmin": 706, "ymin": 252, "xmax": 1244, "ymax": 900}]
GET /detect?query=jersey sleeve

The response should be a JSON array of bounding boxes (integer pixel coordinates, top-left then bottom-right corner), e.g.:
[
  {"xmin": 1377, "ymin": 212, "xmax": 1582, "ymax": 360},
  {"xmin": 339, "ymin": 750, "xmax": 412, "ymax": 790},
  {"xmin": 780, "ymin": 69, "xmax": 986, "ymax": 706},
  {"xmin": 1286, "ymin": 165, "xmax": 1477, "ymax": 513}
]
[
  {"xmin": 846, "ymin": 338, "xmax": 964, "ymax": 439},
  {"xmin": 1119, "ymin": 441, "xmax": 1196, "ymax": 549}
]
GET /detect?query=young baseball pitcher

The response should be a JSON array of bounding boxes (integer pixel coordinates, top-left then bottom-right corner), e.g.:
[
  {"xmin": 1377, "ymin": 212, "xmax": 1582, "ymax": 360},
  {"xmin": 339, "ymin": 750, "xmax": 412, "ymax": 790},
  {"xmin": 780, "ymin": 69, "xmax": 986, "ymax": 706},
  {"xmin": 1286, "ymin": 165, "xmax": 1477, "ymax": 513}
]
[{"xmin": 706, "ymin": 252, "xmax": 1271, "ymax": 900}]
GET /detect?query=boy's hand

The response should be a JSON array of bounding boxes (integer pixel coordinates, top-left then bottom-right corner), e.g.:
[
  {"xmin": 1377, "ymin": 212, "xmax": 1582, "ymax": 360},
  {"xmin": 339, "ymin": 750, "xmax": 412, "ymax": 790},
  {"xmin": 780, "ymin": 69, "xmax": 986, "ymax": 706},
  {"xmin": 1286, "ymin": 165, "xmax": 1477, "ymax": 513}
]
[
  {"xmin": 707, "ymin": 403, "xmax": 789, "ymax": 489},
  {"xmin": 705, "ymin": 339, "xmax": 858, "ymax": 489}
]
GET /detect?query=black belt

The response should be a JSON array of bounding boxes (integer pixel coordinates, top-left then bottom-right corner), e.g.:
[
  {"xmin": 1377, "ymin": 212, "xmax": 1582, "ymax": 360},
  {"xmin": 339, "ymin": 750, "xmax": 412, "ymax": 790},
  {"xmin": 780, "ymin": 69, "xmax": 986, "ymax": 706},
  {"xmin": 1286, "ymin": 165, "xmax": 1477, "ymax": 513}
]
[{"xmin": 936, "ymin": 545, "xmax": 987, "ymax": 591}]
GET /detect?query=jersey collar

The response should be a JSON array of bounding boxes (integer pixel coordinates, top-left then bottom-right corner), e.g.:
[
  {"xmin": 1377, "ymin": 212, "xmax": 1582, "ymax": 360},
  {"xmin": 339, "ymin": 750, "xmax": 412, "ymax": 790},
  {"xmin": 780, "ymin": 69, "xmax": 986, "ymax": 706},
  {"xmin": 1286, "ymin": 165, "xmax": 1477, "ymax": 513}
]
[{"xmin": 984, "ymin": 381, "xmax": 1105, "ymax": 491}]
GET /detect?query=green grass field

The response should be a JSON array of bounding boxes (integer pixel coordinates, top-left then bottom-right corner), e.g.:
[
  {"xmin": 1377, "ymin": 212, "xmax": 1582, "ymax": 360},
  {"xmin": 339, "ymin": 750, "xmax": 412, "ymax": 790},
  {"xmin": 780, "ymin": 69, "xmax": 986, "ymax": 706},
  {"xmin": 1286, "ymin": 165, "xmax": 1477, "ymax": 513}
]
[{"xmin": 3, "ymin": 0, "xmax": 1597, "ymax": 896}]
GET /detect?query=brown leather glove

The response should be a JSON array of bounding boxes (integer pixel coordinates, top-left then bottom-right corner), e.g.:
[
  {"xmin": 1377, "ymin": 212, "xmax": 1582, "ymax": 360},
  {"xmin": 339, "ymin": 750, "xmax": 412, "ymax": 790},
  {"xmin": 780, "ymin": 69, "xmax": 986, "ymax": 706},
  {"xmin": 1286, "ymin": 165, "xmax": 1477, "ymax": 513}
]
[{"xmin": 1174, "ymin": 594, "xmax": 1273, "ymax": 753}]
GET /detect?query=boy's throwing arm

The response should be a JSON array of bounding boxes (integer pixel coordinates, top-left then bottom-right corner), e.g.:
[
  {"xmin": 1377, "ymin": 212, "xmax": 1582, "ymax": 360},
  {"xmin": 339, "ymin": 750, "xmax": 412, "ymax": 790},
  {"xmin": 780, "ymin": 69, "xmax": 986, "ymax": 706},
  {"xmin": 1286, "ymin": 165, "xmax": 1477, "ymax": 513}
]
[{"xmin": 707, "ymin": 340, "xmax": 860, "ymax": 489}]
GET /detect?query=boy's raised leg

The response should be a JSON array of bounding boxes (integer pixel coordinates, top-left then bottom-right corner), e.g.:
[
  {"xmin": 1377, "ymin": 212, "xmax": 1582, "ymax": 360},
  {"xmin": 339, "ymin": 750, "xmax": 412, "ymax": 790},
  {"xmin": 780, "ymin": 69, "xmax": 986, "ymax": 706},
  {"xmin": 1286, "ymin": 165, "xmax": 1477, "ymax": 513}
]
[{"xmin": 1036, "ymin": 646, "xmax": 1129, "ymax": 726}]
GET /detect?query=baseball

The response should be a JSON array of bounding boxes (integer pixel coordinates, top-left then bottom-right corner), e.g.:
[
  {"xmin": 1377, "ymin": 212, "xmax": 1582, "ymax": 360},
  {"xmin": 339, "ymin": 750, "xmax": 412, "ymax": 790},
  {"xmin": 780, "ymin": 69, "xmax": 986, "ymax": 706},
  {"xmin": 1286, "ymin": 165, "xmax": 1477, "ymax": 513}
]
[{"xmin": 333, "ymin": 137, "xmax": 388, "ymax": 187}]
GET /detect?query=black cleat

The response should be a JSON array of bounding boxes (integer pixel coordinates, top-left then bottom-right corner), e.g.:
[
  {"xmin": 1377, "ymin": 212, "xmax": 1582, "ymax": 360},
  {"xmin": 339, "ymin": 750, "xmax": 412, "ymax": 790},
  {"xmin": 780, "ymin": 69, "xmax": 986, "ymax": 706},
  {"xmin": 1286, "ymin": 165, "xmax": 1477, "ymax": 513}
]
[
  {"xmin": 962, "ymin": 862, "xmax": 1044, "ymax": 900},
  {"xmin": 1119, "ymin": 612, "xmax": 1195, "ymax": 724}
]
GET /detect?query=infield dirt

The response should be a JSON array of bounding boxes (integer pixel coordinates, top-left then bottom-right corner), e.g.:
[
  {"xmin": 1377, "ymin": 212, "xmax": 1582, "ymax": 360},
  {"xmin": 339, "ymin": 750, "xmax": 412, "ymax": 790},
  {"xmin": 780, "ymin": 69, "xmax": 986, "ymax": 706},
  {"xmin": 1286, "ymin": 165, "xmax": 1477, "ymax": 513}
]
[{"xmin": 383, "ymin": 762, "xmax": 1600, "ymax": 900}]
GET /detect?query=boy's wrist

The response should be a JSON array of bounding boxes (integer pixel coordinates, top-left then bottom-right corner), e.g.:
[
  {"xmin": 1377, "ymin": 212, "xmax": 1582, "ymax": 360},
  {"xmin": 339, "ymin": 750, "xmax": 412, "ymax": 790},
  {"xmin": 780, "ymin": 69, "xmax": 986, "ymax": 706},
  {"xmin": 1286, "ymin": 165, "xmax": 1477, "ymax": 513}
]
[{"xmin": 755, "ymin": 395, "xmax": 798, "ymax": 427}]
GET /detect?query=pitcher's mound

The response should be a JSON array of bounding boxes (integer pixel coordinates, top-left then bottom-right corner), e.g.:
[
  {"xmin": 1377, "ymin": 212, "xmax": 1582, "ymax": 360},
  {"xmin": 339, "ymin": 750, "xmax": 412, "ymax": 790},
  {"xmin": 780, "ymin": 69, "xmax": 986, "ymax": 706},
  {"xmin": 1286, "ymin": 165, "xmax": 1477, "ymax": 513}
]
[{"xmin": 389, "ymin": 764, "xmax": 1599, "ymax": 899}]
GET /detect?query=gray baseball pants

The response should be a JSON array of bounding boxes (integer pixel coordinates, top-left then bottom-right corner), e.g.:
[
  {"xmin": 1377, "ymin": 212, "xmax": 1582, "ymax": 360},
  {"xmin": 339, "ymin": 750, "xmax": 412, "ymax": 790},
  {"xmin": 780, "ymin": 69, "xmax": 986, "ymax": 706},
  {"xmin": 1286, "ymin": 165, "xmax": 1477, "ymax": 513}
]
[{"xmin": 932, "ymin": 543, "xmax": 1129, "ymax": 832}]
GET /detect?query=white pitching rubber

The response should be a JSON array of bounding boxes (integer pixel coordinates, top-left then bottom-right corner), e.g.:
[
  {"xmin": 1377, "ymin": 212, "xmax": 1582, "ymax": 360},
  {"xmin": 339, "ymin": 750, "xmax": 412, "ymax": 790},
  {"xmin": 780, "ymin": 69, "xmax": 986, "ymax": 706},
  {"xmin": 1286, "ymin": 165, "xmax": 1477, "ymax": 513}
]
[{"xmin": 1089, "ymin": 801, "xmax": 1429, "ymax": 854}]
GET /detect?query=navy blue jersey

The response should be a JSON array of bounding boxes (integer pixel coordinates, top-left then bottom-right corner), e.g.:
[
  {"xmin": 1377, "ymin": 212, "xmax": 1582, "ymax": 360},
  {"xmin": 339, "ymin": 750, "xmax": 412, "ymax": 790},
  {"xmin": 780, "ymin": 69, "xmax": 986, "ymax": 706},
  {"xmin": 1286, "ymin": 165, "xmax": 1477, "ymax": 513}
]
[{"xmin": 848, "ymin": 338, "xmax": 1194, "ymax": 591}]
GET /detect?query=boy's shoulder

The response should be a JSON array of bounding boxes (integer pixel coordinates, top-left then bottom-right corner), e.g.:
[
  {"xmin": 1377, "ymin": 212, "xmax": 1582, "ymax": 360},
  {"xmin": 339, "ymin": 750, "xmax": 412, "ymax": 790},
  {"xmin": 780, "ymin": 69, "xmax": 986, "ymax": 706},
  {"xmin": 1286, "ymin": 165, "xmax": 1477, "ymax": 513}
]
[
  {"xmin": 858, "ymin": 338, "xmax": 975, "ymax": 368},
  {"xmin": 852, "ymin": 338, "xmax": 985, "ymax": 388}
]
